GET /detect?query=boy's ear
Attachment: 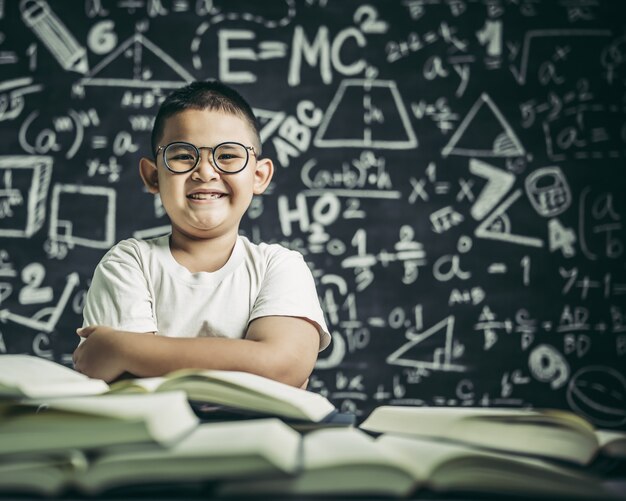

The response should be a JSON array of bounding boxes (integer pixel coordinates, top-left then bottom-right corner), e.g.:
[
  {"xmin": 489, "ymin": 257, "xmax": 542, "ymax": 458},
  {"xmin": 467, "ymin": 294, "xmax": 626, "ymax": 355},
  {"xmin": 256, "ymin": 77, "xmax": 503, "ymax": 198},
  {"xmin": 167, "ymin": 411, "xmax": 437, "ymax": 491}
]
[
  {"xmin": 139, "ymin": 157, "xmax": 160, "ymax": 194},
  {"xmin": 253, "ymin": 157, "xmax": 274, "ymax": 195}
]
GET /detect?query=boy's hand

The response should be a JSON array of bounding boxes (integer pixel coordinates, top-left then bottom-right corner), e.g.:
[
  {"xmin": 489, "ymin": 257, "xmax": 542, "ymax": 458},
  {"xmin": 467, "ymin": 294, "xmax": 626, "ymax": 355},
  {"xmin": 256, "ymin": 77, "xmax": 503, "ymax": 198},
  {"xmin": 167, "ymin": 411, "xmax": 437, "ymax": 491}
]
[{"xmin": 73, "ymin": 326, "xmax": 127, "ymax": 382}]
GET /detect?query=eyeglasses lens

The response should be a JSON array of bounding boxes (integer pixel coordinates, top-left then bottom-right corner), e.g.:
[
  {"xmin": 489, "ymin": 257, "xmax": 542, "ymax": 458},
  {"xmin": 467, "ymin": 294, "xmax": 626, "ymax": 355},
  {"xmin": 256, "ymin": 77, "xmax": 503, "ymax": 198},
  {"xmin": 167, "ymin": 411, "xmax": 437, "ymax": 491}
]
[
  {"xmin": 164, "ymin": 143, "xmax": 248, "ymax": 173},
  {"xmin": 164, "ymin": 143, "xmax": 197, "ymax": 172}
]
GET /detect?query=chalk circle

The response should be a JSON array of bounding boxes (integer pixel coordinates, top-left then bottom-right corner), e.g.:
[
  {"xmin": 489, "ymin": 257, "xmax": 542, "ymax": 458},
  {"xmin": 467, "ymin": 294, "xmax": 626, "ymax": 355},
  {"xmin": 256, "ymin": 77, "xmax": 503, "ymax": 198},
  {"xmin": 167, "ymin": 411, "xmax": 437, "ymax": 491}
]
[
  {"xmin": 567, "ymin": 366, "xmax": 626, "ymax": 428},
  {"xmin": 528, "ymin": 344, "xmax": 569, "ymax": 389},
  {"xmin": 457, "ymin": 235, "xmax": 472, "ymax": 253}
]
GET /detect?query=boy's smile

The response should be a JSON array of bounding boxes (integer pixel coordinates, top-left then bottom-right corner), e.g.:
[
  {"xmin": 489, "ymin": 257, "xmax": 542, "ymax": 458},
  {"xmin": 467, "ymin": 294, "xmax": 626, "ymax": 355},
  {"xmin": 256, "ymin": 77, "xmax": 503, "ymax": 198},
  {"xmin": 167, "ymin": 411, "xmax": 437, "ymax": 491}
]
[{"xmin": 187, "ymin": 189, "xmax": 228, "ymax": 201}]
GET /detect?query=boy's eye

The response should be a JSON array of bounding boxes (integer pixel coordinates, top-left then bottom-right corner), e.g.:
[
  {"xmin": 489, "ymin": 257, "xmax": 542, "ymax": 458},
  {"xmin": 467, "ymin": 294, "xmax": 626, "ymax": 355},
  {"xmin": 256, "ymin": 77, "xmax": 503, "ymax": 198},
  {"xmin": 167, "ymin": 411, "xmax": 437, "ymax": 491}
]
[
  {"xmin": 172, "ymin": 154, "xmax": 196, "ymax": 161},
  {"xmin": 217, "ymin": 153, "xmax": 240, "ymax": 160},
  {"xmin": 166, "ymin": 143, "xmax": 198, "ymax": 164}
]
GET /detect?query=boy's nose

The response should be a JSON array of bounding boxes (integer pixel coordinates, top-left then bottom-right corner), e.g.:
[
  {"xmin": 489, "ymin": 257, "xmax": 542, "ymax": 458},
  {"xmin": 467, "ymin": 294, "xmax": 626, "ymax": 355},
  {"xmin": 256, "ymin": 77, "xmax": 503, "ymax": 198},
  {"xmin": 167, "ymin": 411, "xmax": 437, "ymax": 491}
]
[{"xmin": 192, "ymin": 151, "xmax": 220, "ymax": 180}]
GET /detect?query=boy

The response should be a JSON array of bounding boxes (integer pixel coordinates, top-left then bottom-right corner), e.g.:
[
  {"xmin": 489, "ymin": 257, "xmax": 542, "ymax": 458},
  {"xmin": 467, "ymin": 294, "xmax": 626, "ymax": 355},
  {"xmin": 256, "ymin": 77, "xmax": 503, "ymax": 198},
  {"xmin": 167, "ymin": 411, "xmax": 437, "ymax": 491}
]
[{"xmin": 72, "ymin": 81, "xmax": 330, "ymax": 388}]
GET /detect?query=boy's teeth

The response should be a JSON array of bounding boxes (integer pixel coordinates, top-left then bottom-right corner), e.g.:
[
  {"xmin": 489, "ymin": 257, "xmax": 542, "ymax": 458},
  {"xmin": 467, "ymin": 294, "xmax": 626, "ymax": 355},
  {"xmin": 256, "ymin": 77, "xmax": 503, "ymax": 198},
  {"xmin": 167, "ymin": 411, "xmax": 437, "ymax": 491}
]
[{"xmin": 189, "ymin": 193, "xmax": 223, "ymax": 199}]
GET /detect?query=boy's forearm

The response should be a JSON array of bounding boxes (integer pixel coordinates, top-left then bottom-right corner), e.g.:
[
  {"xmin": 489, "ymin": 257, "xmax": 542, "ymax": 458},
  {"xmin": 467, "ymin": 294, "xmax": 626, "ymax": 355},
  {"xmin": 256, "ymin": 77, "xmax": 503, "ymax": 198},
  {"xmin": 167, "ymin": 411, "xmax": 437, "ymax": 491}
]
[
  {"xmin": 75, "ymin": 318, "xmax": 320, "ymax": 386},
  {"xmin": 118, "ymin": 332, "xmax": 307, "ymax": 387}
]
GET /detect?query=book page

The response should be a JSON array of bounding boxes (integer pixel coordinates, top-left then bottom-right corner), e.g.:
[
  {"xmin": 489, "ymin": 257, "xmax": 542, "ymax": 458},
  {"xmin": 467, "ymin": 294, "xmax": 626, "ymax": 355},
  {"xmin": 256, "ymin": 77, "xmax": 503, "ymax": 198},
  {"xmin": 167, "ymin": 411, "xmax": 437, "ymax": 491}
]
[
  {"xmin": 596, "ymin": 430, "xmax": 626, "ymax": 458},
  {"xmin": 0, "ymin": 449, "xmax": 88, "ymax": 496},
  {"xmin": 0, "ymin": 355, "xmax": 109, "ymax": 398},
  {"xmin": 360, "ymin": 406, "xmax": 599, "ymax": 465},
  {"xmin": 26, "ymin": 391, "xmax": 199, "ymax": 444},
  {"xmin": 376, "ymin": 434, "xmax": 604, "ymax": 498},
  {"xmin": 303, "ymin": 428, "xmax": 417, "ymax": 473},
  {"xmin": 76, "ymin": 418, "xmax": 301, "ymax": 494},
  {"xmin": 158, "ymin": 369, "xmax": 335, "ymax": 421},
  {"xmin": 108, "ymin": 377, "xmax": 166, "ymax": 394},
  {"xmin": 217, "ymin": 428, "xmax": 420, "ymax": 498}
]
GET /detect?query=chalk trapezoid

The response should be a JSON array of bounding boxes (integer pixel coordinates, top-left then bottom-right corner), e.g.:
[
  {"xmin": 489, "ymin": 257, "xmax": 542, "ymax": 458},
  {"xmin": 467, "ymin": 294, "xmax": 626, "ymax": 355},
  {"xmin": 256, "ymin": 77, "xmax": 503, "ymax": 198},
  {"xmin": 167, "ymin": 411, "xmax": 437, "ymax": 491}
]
[{"xmin": 314, "ymin": 79, "xmax": 417, "ymax": 150}]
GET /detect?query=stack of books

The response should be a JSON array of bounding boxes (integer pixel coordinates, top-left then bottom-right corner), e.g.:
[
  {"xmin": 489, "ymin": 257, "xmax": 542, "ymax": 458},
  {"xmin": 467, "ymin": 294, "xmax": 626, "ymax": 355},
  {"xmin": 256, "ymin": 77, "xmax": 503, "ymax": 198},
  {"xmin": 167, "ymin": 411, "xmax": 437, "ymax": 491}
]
[
  {"xmin": 0, "ymin": 355, "xmax": 346, "ymax": 496},
  {"xmin": 217, "ymin": 406, "xmax": 626, "ymax": 499},
  {"xmin": 1, "ymin": 355, "xmax": 624, "ymax": 498}
]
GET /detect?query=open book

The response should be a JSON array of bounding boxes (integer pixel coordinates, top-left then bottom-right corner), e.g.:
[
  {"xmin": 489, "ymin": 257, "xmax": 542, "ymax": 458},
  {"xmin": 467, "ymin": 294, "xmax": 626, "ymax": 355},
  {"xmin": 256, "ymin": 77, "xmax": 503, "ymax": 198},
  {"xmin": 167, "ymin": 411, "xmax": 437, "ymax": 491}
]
[
  {"xmin": 0, "ymin": 419, "xmax": 300, "ymax": 497},
  {"xmin": 0, "ymin": 355, "xmax": 109, "ymax": 398},
  {"xmin": 360, "ymin": 406, "xmax": 626, "ymax": 465},
  {"xmin": 108, "ymin": 368, "xmax": 337, "ymax": 422},
  {"xmin": 0, "ymin": 391, "xmax": 198, "ymax": 455},
  {"xmin": 0, "ymin": 355, "xmax": 337, "ymax": 423},
  {"xmin": 217, "ymin": 427, "xmax": 607, "ymax": 499}
]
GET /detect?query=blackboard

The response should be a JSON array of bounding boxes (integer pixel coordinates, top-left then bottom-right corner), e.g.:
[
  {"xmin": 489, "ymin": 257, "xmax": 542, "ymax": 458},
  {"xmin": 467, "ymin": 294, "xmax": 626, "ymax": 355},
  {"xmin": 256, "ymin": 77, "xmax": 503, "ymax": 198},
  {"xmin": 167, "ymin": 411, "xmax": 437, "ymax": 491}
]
[{"xmin": 0, "ymin": 0, "xmax": 625, "ymax": 428}]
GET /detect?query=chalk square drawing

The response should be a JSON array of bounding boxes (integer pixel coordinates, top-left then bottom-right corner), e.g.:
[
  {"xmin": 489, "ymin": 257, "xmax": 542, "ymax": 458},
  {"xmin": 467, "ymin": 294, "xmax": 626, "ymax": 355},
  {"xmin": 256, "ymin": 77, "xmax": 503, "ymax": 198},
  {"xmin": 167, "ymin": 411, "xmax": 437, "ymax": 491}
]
[
  {"xmin": 314, "ymin": 79, "xmax": 418, "ymax": 149},
  {"xmin": 48, "ymin": 184, "xmax": 116, "ymax": 249},
  {"xmin": 441, "ymin": 93, "xmax": 525, "ymax": 158},
  {"xmin": 386, "ymin": 316, "xmax": 465, "ymax": 372},
  {"xmin": 0, "ymin": 156, "xmax": 52, "ymax": 238},
  {"xmin": 78, "ymin": 33, "xmax": 194, "ymax": 90},
  {"xmin": 543, "ymin": 107, "xmax": 623, "ymax": 162},
  {"xmin": 512, "ymin": 29, "xmax": 611, "ymax": 85}
]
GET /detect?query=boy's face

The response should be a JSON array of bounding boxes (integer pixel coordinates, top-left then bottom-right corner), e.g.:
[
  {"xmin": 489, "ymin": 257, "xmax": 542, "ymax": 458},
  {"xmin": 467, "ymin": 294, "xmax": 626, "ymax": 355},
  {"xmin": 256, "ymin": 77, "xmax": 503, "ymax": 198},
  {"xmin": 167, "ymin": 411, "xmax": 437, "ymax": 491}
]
[{"xmin": 140, "ymin": 108, "xmax": 273, "ymax": 242}]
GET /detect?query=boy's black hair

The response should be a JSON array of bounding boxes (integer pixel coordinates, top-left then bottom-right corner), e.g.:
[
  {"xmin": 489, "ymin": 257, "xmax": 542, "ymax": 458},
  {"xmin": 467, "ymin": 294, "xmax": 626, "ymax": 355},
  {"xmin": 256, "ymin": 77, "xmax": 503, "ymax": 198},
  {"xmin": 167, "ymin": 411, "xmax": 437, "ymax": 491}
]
[{"xmin": 151, "ymin": 80, "xmax": 262, "ymax": 157}]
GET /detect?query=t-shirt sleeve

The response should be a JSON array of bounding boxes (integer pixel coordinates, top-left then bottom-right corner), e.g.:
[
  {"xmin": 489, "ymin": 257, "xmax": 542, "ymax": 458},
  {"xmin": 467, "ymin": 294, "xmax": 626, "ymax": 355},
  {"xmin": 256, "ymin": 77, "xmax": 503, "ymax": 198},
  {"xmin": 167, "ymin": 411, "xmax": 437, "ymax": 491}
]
[
  {"xmin": 250, "ymin": 249, "xmax": 331, "ymax": 351},
  {"xmin": 82, "ymin": 240, "xmax": 158, "ymax": 333}
]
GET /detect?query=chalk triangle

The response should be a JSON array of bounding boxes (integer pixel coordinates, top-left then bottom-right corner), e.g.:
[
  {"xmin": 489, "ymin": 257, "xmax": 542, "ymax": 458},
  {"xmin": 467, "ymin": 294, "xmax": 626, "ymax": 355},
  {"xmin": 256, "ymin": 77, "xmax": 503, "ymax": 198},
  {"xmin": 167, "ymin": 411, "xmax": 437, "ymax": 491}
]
[
  {"xmin": 80, "ymin": 34, "xmax": 193, "ymax": 89},
  {"xmin": 386, "ymin": 316, "xmax": 464, "ymax": 371},
  {"xmin": 442, "ymin": 93, "xmax": 525, "ymax": 157},
  {"xmin": 475, "ymin": 189, "xmax": 544, "ymax": 247}
]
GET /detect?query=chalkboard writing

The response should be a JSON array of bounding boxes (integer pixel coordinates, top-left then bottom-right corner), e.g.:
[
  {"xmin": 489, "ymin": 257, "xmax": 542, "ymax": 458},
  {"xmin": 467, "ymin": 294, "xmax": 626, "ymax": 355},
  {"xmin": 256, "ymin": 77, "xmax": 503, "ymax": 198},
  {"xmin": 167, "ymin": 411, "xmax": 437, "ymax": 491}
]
[{"xmin": 0, "ymin": 0, "xmax": 625, "ymax": 428}]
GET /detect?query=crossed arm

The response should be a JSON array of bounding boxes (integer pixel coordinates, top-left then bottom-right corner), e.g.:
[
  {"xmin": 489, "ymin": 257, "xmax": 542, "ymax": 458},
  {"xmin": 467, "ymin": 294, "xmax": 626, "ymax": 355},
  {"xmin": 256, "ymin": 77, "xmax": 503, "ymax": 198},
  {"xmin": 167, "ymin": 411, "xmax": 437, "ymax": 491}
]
[{"xmin": 72, "ymin": 315, "xmax": 320, "ymax": 388}]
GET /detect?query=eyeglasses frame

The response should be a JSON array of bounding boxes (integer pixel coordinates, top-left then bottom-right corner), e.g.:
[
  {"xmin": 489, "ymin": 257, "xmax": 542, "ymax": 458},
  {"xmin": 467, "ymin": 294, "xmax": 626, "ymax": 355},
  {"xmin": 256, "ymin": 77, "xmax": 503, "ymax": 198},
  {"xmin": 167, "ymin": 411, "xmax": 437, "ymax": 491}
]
[{"xmin": 155, "ymin": 141, "xmax": 257, "ymax": 175}]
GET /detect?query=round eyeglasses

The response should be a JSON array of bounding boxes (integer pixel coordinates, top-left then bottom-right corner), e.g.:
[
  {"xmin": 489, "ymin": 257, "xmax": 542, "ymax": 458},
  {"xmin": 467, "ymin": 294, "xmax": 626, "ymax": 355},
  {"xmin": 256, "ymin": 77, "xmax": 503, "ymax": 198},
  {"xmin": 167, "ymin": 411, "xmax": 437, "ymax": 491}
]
[{"xmin": 156, "ymin": 141, "xmax": 256, "ymax": 174}]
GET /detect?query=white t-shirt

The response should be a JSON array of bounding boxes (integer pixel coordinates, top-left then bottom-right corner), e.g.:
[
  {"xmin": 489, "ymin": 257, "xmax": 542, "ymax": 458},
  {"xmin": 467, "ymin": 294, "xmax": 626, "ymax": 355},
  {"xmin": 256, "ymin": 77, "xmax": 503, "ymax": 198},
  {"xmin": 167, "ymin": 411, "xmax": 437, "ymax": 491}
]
[{"xmin": 82, "ymin": 235, "xmax": 331, "ymax": 351}]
